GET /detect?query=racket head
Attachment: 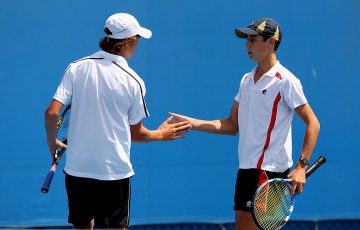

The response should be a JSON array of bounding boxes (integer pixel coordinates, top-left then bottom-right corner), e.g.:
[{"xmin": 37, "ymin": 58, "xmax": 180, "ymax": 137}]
[
  {"xmin": 56, "ymin": 104, "xmax": 71, "ymax": 143},
  {"xmin": 252, "ymin": 178, "xmax": 295, "ymax": 230},
  {"xmin": 51, "ymin": 104, "xmax": 71, "ymax": 165}
]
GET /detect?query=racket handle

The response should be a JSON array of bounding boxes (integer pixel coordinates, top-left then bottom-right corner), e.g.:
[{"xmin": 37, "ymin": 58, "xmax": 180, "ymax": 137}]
[
  {"xmin": 305, "ymin": 155, "xmax": 326, "ymax": 178},
  {"xmin": 41, "ymin": 165, "xmax": 57, "ymax": 193}
]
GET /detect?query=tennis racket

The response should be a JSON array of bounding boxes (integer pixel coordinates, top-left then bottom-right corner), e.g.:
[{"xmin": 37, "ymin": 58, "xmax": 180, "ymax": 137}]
[
  {"xmin": 252, "ymin": 155, "xmax": 326, "ymax": 230},
  {"xmin": 41, "ymin": 104, "xmax": 71, "ymax": 193}
]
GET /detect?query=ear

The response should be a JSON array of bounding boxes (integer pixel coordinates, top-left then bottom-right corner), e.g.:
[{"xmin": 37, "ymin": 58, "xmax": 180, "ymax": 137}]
[
  {"xmin": 268, "ymin": 37, "xmax": 277, "ymax": 50},
  {"xmin": 114, "ymin": 41, "xmax": 126, "ymax": 51}
]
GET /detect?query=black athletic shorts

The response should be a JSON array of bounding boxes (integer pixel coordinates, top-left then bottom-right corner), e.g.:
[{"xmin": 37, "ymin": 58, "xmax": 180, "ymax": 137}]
[
  {"xmin": 234, "ymin": 168, "xmax": 289, "ymax": 212},
  {"xmin": 65, "ymin": 173, "xmax": 131, "ymax": 228}
]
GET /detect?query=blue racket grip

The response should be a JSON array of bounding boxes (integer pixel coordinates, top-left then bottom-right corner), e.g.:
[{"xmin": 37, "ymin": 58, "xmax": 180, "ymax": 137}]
[{"xmin": 41, "ymin": 165, "xmax": 57, "ymax": 193}]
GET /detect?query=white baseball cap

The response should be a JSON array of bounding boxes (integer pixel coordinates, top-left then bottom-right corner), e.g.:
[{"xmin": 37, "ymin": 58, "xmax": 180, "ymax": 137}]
[{"xmin": 104, "ymin": 13, "xmax": 152, "ymax": 39}]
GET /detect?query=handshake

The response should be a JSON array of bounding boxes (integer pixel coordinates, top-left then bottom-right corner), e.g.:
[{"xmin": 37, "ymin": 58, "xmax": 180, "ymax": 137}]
[{"xmin": 155, "ymin": 112, "xmax": 193, "ymax": 141}]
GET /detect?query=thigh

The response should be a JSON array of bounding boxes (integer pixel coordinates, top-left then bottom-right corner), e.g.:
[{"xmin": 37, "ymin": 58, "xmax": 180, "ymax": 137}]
[
  {"xmin": 234, "ymin": 169, "xmax": 260, "ymax": 212},
  {"xmin": 235, "ymin": 210, "xmax": 259, "ymax": 230},
  {"xmin": 94, "ymin": 177, "xmax": 131, "ymax": 229},
  {"xmin": 65, "ymin": 174, "xmax": 95, "ymax": 227}
]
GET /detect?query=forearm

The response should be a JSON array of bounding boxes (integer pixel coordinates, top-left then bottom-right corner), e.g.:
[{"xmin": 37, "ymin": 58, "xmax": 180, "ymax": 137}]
[
  {"xmin": 131, "ymin": 118, "xmax": 191, "ymax": 142},
  {"xmin": 294, "ymin": 103, "xmax": 320, "ymax": 161},
  {"xmin": 45, "ymin": 109, "xmax": 59, "ymax": 144},
  {"xmin": 191, "ymin": 118, "xmax": 238, "ymax": 135},
  {"xmin": 131, "ymin": 127, "xmax": 162, "ymax": 142},
  {"xmin": 289, "ymin": 120, "xmax": 319, "ymax": 194},
  {"xmin": 299, "ymin": 119, "xmax": 320, "ymax": 160}
]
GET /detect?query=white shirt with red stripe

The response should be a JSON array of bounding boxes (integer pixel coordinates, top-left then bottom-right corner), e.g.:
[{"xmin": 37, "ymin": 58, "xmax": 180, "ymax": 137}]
[{"xmin": 234, "ymin": 61, "xmax": 307, "ymax": 172}]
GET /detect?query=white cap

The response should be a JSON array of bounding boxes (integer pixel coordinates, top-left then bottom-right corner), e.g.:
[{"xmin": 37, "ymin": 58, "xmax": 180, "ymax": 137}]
[{"xmin": 104, "ymin": 13, "xmax": 152, "ymax": 39}]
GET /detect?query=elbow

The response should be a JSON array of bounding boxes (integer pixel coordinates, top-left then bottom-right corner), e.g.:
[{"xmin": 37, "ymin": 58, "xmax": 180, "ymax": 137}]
[
  {"xmin": 309, "ymin": 117, "xmax": 320, "ymax": 135},
  {"xmin": 313, "ymin": 115, "xmax": 320, "ymax": 132},
  {"xmin": 130, "ymin": 132, "xmax": 142, "ymax": 142},
  {"xmin": 228, "ymin": 127, "xmax": 239, "ymax": 136},
  {"xmin": 230, "ymin": 130, "xmax": 238, "ymax": 136},
  {"xmin": 131, "ymin": 136, "xmax": 140, "ymax": 142},
  {"xmin": 316, "ymin": 120, "xmax": 320, "ymax": 133},
  {"xmin": 223, "ymin": 119, "xmax": 238, "ymax": 136},
  {"xmin": 45, "ymin": 107, "xmax": 59, "ymax": 120}
]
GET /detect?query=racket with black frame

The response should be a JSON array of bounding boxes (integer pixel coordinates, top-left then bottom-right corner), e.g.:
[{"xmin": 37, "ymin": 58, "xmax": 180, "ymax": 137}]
[
  {"xmin": 252, "ymin": 155, "xmax": 326, "ymax": 230},
  {"xmin": 41, "ymin": 104, "xmax": 71, "ymax": 193}
]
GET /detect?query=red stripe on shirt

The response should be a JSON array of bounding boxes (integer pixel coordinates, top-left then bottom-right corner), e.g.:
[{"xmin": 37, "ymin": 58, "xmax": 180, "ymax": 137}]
[
  {"xmin": 258, "ymin": 170, "xmax": 268, "ymax": 187},
  {"xmin": 256, "ymin": 92, "xmax": 282, "ymax": 169},
  {"xmin": 275, "ymin": 72, "xmax": 282, "ymax": 79}
]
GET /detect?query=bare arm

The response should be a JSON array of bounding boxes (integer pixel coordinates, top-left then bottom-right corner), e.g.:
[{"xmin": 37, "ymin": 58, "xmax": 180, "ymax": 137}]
[
  {"xmin": 288, "ymin": 103, "xmax": 320, "ymax": 194},
  {"xmin": 169, "ymin": 101, "xmax": 239, "ymax": 136},
  {"xmin": 45, "ymin": 100, "xmax": 67, "ymax": 157},
  {"xmin": 130, "ymin": 116, "xmax": 191, "ymax": 142}
]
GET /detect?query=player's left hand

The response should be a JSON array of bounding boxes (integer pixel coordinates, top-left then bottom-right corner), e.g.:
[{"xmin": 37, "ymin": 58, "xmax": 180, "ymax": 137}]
[{"xmin": 287, "ymin": 164, "xmax": 307, "ymax": 195}]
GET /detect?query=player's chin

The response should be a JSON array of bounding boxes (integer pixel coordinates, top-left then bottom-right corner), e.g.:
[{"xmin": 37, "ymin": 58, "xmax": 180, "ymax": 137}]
[{"xmin": 248, "ymin": 54, "xmax": 257, "ymax": 61}]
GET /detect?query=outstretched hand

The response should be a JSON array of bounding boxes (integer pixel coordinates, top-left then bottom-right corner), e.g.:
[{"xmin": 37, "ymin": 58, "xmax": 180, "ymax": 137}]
[
  {"xmin": 157, "ymin": 115, "xmax": 192, "ymax": 141},
  {"xmin": 169, "ymin": 112, "xmax": 194, "ymax": 124}
]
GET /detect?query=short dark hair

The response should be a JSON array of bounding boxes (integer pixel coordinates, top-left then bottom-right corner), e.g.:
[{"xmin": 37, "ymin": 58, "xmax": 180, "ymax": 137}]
[
  {"xmin": 262, "ymin": 35, "xmax": 280, "ymax": 51},
  {"xmin": 99, "ymin": 27, "xmax": 128, "ymax": 53},
  {"xmin": 98, "ymin": 37, "xmax": 126, "ymax": 53}
]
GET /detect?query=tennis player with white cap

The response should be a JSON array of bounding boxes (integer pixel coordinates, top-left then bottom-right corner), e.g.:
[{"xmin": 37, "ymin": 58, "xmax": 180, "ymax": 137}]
[
  {"xmin": 45, "ymin": 13, "xmax": 191, "ymax": 229},
  {"xmin": 104, "ymin": 13, "xmax": 152, "ymax": 39}
]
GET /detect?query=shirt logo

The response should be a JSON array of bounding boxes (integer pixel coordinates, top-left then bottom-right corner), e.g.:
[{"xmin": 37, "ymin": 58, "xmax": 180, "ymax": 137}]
[{"xmin": 262, "ymin": 89, "xmax": 267, "ymax": 95}]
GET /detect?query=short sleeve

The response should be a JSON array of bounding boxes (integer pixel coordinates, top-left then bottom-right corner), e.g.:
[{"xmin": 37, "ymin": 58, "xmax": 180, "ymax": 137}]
[
  {"xmin": 128, "ymin": 84, "xmax": 149, "ymax": 125},
  {"xmin": 234, "ymin": 92, "xmax": 240, "ymax": 102},
  {"xmin": 234, "ymin": 74, "xmax": 248, "ymax": 102},
  {"xmin": 53, "ymin": 65, "xmax": 73, "ymax": 105},
  {"xmin": 282, "ymin": 77, "xmax": 307, "ymax": 110}
]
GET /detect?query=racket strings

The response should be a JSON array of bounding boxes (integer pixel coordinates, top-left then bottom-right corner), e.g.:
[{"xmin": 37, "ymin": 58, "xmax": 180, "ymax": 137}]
[
  {"xmin": 253, "ymin": 181, "xmax": 293, "ymax": 230},
  {"xmin": 57, "ymin": 109, "xmax": 71, "ymax": 142}
]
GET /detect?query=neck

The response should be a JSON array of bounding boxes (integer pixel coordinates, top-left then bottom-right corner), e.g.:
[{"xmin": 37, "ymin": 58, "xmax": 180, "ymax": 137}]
[
  {"xmin": 253, "ymin": 53, "xmax": 277, "ymax": 84},
  {"xmin": 108, "ymin": 50, "xmax": 123, "ymax": 56},
  {"xmin": 257, "ymin": 53, "xmax": 277, "ymax": 74}
]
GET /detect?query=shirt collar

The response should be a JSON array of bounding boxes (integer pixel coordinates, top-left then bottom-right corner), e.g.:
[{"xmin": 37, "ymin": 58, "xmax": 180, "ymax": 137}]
[
  {"xmin": 265, "ymin": 61, "xmax": 281, "ymax": 78},
  {"xmin": 96, "ymin": 50, "xmax": 129, "ymax": 67},
  {"xmin": 249, "ymin": 61, "xmax": 281, "ymax": 79}
]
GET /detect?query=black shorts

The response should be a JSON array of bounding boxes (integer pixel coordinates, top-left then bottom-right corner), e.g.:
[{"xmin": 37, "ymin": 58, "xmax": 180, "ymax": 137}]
[
  {"xmin": 65, "ymin": 173, "xmax": 131, "ymax": 228},
  {"xmin": 234, "ymin": 168, "xmax": 289, "ymax": 212}
]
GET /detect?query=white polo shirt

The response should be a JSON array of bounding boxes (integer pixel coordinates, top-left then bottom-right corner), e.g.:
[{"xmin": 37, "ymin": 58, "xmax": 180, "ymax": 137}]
[
  {"xmin": 234, "ymin": 61, "xmax": 307, "ymax": 172},
  {"xmin": 53, "ymin": 50, "xmax": 149, "ymax": 180}
]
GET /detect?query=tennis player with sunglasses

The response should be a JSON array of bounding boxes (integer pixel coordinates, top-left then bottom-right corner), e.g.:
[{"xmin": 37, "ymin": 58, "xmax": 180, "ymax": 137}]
[
  {"xmin": 170, "ymin": 18, "xmax": 320, "ymax": 229},
  {"xmin": 45, "ymin": 13, "xmax": 191, "ymax": 229}
]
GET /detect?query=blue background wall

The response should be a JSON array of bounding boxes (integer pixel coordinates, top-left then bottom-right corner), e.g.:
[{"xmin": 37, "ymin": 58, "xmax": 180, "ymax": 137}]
[{"xmin": 0, "ymin": 0, "xmax": 359, "ymax": 227}]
